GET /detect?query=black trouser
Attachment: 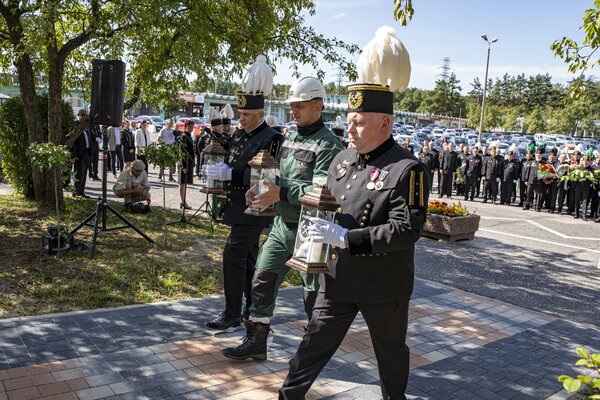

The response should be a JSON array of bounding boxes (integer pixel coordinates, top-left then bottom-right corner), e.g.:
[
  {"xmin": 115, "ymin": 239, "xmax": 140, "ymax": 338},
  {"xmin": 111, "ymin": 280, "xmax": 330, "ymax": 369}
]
[
  {"xmin": 73, "ymin": 155, "xmax": 90, "ymax": 196},
  {"xmin": 590, "ymin": 188, "xmax": 599, "ymax": 218},
  {"xmin": 195, "ymin": 152, "xmax": 203, "ymax": 175},
  {"xmin": 136, "ymin": 154, "xmax": 149, "ymax": 173},
  {"xmin": 557, "ymin": 181, "xmax": 569, "ymax": 212},
  {"xmin": 483, "ymin": 178, "xmax": 498, "ymax": 201},
  {"xmin": 500, "ymin": 181, "xmax": 514, "ymax": 204},
  {"xmin": 90, "ymin": 145, "xmax": 99, "ymax": 177},
  {"xmin": 546, "ymin": 181, "xmax": 558, "ymax": 211},
  {"xmin": 440, "ymin": 173, "xmax": 453, "ymax": 197},
  {"xmin": 511, "ymin": 182, "xmax": 517, "ymax": 203},
  {"xmin": 109, "ymin": 144, "xmax": 124, "ymax": 174},
  {"xmin": 476, "ymin": 177, "xmax": 482, "ymax": 197},
  {"xmin": 465, "ymin": 176, "xmax": 478, "ymax": 200},
  {"xmin": 427, "ymin": 171, "xmax": 434, "ymax": 192},
  {"xmin": 567, "ymin": 186, "xmax": 576, "ymax": 213},
  {"xmin": 280, "ymin": 292, "xmax": 410, "ymax": 400},
  {"xmin": 574, "ymin": 184, "xmax": 591, "ymax": 218},
  {"xmin": 525, "ymin": 183, "xmax": 535, "ymax": 208},
  {"xmin": 436, "ymin": 170, "xmax": 442, "ymax": 194},
  {"xmin": 519, "ymin": 180, "xmax": 527, "ymax": 205},
  {"xmin": 222, "ymin": 224, "xmax": 264, "ymax": 320},
  {"xmin": 534, "ymin": 182, "xmax": 548, "ymax": 211}
]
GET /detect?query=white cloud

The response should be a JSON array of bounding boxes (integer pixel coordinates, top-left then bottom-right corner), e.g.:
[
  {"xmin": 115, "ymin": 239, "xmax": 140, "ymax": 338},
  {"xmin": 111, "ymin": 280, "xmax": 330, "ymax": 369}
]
[{"xmin": 326, "ymin": 12, "xmax": 348, "ymax": 21}]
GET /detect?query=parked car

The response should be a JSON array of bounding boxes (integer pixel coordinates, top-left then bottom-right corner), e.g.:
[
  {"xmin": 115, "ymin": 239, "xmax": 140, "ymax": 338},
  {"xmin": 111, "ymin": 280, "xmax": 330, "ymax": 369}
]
[
  {"xmin": 138, "ymin": 115, "xmax": 166, "ymax": 133},
  {"xmin": 431, "ymin": 128, "xmax": 444, "ymax": 139},
  {"xmin": 176, "ymin": 117, "xmax": 209, "ymax": 136}
]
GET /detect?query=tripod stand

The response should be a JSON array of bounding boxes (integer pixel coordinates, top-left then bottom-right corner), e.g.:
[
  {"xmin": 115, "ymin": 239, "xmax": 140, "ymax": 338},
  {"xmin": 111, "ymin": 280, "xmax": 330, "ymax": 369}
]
[{"xmin": 70, "ymin": 131, "xmax": 154, "ymax": 258}]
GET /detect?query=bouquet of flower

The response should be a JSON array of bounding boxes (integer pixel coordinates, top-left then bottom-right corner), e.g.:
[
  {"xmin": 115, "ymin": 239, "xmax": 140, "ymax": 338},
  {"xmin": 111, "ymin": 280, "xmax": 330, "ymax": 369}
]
[
  {"xmin": 428, "ymin": 200, "xmax": 471, "ymax": 217},
  {"xmin": 537, "ymin": 163, "xmax": 557, "ymax": 180},
  {"xmin": 454, "ymin": 167, "xmax": 464, "ymax": 185},
  {"xmin": 560, "ymin": 169, "xmax": 597, "ymax": 184}
]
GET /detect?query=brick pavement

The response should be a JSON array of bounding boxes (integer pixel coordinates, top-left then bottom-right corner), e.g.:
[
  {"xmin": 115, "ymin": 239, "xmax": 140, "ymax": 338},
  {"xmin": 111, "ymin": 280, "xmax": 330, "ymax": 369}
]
[{"xmin": 0, "ymin": 280, "xmax": 597, "ymax": 400}]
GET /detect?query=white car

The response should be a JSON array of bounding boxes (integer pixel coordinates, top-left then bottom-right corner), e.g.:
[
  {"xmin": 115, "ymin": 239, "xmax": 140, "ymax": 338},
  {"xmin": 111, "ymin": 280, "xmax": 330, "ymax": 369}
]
[
  {"xmin": 432, "ymin": 128, "xmax": 444, "ymax": 139},
  {"xmin": 402, "ymin": 124, "xmax": 415, "ymax": 133}
]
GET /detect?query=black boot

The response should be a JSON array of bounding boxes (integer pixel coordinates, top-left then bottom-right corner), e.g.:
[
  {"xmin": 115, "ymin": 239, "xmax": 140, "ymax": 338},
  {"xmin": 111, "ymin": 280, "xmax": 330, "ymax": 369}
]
[
  {"xmin": 222, "ymin": 319, "xmax": 270, "ymax": 361},
  {"xmin": 205, "ymin": 313, "xmax": 241, "ymax": 330}
]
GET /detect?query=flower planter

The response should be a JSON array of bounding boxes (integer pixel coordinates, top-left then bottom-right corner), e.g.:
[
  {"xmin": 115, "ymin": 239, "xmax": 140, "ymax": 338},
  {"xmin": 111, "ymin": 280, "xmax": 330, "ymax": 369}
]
[{"xmin": 422, "ymin": 213, "xmax": 480, "ymax": 243}]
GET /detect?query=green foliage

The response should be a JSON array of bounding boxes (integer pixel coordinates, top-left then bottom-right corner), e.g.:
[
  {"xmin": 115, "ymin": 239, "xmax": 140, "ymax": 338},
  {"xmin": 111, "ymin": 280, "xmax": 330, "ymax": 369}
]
[
  {"xmin": 26, "ymin": 142, "xmax": 71, "ymax": 174},
  {"xmin": 551, "ymin": 1, "xmax": 600, "ymax": 74},
  {"xmin": 0, "ymin": 95, "xmax": 75, "ymax": 196},
  {"xmin": 144, "ymin": 142, "xmax": 183, "ymax": 169},
  {"xmin": 525, "ymin": 108, "xmax": 547, "ymax": 134},
  {"xmin": 393, "ymin": 0, "xmax": 414, "ymax": 26},
  {"xmin": 558, "ymin": 347, "xmax": 600, "ymax": 399}
]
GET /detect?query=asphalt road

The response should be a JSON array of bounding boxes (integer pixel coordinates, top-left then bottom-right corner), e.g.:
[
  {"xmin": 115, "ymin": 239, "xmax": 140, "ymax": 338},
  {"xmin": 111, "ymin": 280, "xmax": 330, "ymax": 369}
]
[{"xmin": 2, "ymin": 159, "xmax": 599, "ymax": 327}]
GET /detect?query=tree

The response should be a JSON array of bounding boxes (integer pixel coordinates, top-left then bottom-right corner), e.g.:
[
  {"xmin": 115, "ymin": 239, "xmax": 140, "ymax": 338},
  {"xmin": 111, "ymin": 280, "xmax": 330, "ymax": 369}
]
[
  {"xmin": 525, "ymin": 108, "xmax": 547, "ymax": 133},
  {"xmin": 503, "ymin": 107, "xmax": 521, "ymax": 132},
  {"xmin": 419, "ymin": 73, "xmax": 464, "ymax": 117},
  {"xmin": 0, "ymin": 0, "xmax": 359, "ymax": 210},
  {"xmin": 551, "ymin": 1, "xmax": 600, "ymax": 73}
]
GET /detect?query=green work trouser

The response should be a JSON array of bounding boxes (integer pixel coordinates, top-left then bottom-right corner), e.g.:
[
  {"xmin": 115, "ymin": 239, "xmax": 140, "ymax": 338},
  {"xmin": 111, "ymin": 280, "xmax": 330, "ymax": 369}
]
[{"xmin": 249, "ymin": 216, "xmax": 319, "ymax": 319}]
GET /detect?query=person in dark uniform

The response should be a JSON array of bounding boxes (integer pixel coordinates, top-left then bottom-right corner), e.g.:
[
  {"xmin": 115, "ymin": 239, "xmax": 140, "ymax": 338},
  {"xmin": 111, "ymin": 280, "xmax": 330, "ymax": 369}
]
[
  {"xmin": 556, "ymin": 152, "xmax": 571, "ymax": 214},
  {"xmin": 500, "ymin": 148, "xmax": 519, "ymax": 205},
  {"xmin": 178, "ymin": 120, "xmax": 195, "ymax": 209},
  {"xmin": 590, "ymin": 152, "xmax": 600, "ymax": 221},
  {"xmin": 428, "ymin": 141, "xmax": 439, "ymax": 193},
  {"xmin": 279, "ymin": 27, "xmax": 427, "ymax": 400},
  {"xmin": 221, "ymin": 103, "xmax": 235, "ymax": 136},
  {"xmin": 574, "ymin": 151, "xmax": 595, "ymax": 220},
  {"xmin": 545, "ymin": 149, "xmax": 559, "ymax": 213},
  {"xmin": 478, "ymin": 145, "xmax": 490, "ymax": 198},
  {"xmin": 534, "ymin": 146, "xmax": 548, "ymax": 212},
  {"xmin": 439, "ymin": 142, "xmax": 458, "ymax": 198},
  {"xmin": 464, "ymin": 146, "xmax": 482, "ymax": 201},
  {"xmin": 194, "ymin": 127, "xmax": 208, "ymax": 177},
  {"xmin": 418, "ymin": 145, "xmax": 435, "ymax": 193},
  {"xmin": 567, "ymin": 148, "xmax": 583, "ymax": 214},
  {"xmin": 518, "ymin": 149, "xmax": 533, "ymax": 207},
  {"xmin": 482, "ymin": 145, "xmax": 502, "ymax": 204},
  {"xmin": 204, "ymin": 67, "xmax": 283, "ymax": 330},
  {"xmin": 456, "ymin": 145, "xmax": 469, "ymax": 196},
  {"xmin": 88, "ymin": 122, "xmax": 101, "ymax": 181},
  {"xmin": 523, "ymin": 147, "xmax": 542, "ymax": 210}
]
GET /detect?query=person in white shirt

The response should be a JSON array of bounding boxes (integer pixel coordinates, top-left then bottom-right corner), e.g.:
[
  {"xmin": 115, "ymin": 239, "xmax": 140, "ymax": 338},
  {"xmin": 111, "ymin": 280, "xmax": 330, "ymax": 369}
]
[
  {"xmin": 107, "ymin": 124, "xmax": 124, "ymax": 177},
  {"xmin": 135, "ymin": 120, "xmax": 151, "ymax": 172},
  {"xmin": 113, "ymin": 159, "xmax": 151, "ymax": 208},
  {"xmin": 158, "ymin": 120, "xmax": 176, "ymax": 181}
]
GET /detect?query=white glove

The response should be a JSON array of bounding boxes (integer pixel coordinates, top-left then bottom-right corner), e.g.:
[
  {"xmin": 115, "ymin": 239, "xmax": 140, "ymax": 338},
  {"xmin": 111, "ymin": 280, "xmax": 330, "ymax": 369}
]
[
  {"xmin": 513, "ymin": 180, "xmax": 518, "ymax": 184},
  {"xmin": 308, "ymin": 217, "xmax": 348, "ymax": 249},
  {"xmin": 204, "ymin": 162, "xmax": 232, "ymax": 181},
  {"xmin": 496, "ymin": 177, "xmax": 501, "ymax": 183}
]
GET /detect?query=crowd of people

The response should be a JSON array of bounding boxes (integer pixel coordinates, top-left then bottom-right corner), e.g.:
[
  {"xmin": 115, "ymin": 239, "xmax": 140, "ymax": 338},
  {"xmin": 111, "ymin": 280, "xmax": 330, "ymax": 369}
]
[{"xmin": 416, "ymin": 139, "xmax": 600, "ymax": 222}]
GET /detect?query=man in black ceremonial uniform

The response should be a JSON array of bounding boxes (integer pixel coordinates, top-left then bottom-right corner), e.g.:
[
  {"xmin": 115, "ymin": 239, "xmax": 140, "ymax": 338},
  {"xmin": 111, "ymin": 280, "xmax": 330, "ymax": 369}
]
[
  {"xmin": 464, "ymin": 146, "xmax": 482, "ymax": 201},
  {"xmin": 518, "ymin": 150, "xmax": 533, "ymax": 207},
  {"xmin": 482, "ymin": 146, "xmax": 502, "ymax": 204},
  {"xmin": 203, "ymin": 58, "xmax": 283, "ymax": 330},
  {"xmin": 439, "ymin": 142, "xmax": 458, "ymax": 198},
  {"xmin": 500, "ymin": 149, "xmax": 519, "ymax": 205},
  {"xmin": 523, "ymin": 148, "xmax": 542, "ymax": 210},
  {"xmin": 418, "ymin": 145, "xmax": 435, "ymax": 193},
  {"xmin": 573, "ymin": 152, "xmax": 595, "ymax": 220},
  {"xmin": 279, "ymin": 27, "xmax": 428, "ymax": 400}
]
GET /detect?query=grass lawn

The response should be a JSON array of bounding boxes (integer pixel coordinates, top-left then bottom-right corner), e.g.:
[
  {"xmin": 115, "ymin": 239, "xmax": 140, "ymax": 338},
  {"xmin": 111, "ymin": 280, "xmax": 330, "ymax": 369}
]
[{"xmin": 0, "ymin": 194, "xmax": 302, "ymax": 319}]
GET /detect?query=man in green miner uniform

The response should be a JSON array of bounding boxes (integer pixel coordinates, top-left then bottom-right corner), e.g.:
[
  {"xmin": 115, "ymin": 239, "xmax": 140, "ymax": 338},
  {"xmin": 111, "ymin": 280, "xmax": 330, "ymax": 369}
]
[
  {"xmin": 222, "ymin": 76, "xmax": 345, "ymax": 361},
  {"xmin": 204, "ymin": 56, "xmax": 283, "ymax": 330}
]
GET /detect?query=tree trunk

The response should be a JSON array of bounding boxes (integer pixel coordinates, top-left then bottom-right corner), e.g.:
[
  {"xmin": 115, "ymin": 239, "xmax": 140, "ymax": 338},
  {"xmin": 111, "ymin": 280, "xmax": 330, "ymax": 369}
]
[{"xmin": 46, "ymin": 46, "xmax": 66, "ymax": 211}]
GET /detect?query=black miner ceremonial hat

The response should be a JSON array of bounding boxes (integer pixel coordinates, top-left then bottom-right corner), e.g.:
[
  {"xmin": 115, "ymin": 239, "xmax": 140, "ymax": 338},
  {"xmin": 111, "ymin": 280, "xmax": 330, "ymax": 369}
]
[
  {"xmin": 237, "ymin": 55, "xmax": 273, "ymax": 110},
  {"xmin": 348, "ymin": 26, "xmax": 411, "ymax": 115}
]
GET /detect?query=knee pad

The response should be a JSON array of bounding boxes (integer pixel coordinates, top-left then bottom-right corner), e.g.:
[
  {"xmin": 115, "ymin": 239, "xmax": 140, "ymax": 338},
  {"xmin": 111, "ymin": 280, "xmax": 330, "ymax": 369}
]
[{"xmin": 251, "ymin": 270, "xmax": 278, "ymax": 306}]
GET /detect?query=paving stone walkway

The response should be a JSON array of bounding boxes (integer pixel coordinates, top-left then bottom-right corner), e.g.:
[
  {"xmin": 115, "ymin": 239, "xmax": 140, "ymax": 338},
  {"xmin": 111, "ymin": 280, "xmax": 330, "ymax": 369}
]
[{"xmin": 0, "ymin": 280, "xmax": 597, "ymax": 400}]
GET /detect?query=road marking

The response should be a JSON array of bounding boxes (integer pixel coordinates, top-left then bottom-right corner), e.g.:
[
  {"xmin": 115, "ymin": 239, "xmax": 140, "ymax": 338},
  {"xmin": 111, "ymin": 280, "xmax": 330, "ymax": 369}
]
[
  {"xmin": 478, "ymin": 228, "xmax": 600, "ymax": 255},
  {"xmin": 480, "ymin": 216, "xmax": 600, "ymax": 241}
]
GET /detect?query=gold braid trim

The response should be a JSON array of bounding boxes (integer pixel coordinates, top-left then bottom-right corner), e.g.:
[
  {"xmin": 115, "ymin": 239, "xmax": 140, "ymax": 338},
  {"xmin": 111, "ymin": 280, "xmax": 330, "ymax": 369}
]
[
  {"xmin": 348, "ymin": 84, "xmax": 391, "ymax": 92},
  {"xmin": 409, "ymin": 170, "xmax": 415, "ymax": 206},
  {"xmin": 419, "ymin": 171, "xmax": 425, "ymax": 207}
]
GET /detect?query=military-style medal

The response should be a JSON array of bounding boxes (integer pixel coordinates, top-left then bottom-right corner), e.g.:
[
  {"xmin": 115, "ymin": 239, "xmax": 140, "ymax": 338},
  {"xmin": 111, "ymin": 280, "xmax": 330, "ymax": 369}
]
[
  {"xmin": 374, "ymin": 170, "xmax": 389, "ymax": 190},
  {"xmin": 336, "ymin": 160, "xmax": 350, "ymax": 177},
  {"xmin": 367, "ymin": 168, "xmax": 380, "ymax": 190}
]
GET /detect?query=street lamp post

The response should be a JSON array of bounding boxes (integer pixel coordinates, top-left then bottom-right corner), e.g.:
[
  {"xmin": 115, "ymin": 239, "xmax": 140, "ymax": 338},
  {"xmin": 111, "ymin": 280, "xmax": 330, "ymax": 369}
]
[{"xmin": 478, "ymin": 34, "xmax": 498, "ymax": 144}]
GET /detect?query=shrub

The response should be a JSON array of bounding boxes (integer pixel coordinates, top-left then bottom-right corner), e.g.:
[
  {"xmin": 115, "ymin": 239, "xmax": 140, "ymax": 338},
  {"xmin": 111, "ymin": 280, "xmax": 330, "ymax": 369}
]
[{"xmin": 0, "ymin": 95, "xmax": 76, "ymax": 197}]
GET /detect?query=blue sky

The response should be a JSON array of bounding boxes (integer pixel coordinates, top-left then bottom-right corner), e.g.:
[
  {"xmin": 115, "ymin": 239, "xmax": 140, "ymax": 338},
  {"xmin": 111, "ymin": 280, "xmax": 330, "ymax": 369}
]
[{"xmin": 272, "ymin": 0, "xmax": 600, "ymax": 92}]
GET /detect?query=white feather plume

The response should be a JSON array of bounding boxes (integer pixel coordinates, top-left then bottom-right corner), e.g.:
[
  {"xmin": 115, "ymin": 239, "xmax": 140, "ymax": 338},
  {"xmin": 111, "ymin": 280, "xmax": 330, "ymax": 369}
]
[
  {"xmin": 574, "ymin": 143, "xmax": 584, "ymax": 153},
  {"xmin": 266, "ymin": 115, "xmax": 278, "ymax": 127},
  {"xmin": 490, "ymin": 140, "xmax": 500, "ymax": 149},
  {"xmin": 475, "ymin": 141, "xmax": 482, "ymax": 148},
  {"xmin": 241, "ymin": 55, "xmax": 273, "ymax": 95},
  {"xmin": 508, "ymin": 143, "xmax": 517, "ymax": 153},
  {"xmin": 593, "ymin": 149, "xmax": 599, "ymax": 158},
  {"xmin": 333, "ymin": 116, "xmax": 345, "ymax": 130},
  {"xmin": 207, "ymin": 107, "xmax": 221, "ymax": 123},
  {"xmin": 221, "ymin": 103, "xmax": 234, "ymax": 120},
  {"xmin": 357, "ymin": 26, "xmax": 411, "ymax": 92}
]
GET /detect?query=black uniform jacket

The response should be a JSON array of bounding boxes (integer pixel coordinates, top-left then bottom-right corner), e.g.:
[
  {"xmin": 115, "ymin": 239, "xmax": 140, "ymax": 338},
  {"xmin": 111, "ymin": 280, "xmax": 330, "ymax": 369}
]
[
  {"xmin": 483, "ymin": 155, "xmax": 503, "ymax": 180},
  {"xmin": 324, "ymin": 137, "xmax": 430, "ymax": 303},
  {"xmin": 465, "ymin": 154, "xmax": 482, "ymax": 179},
  {"xmin": 439, "ymin": 150, "xmax": 458, "ymax": 175},
  {"xmin": 222, "ymin": 121, "xmax": 283, "ymax": 226},
  {"xmin": 418, "ymin": 152, "xmax": 435, "ymax": 175},
  {"xmin": 502, "ymin": 159, "xmax": 520, "ymax": 182},
  {"xmin": 524, "ymin": 160, "xmax": 540, "ymax": 185}
]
